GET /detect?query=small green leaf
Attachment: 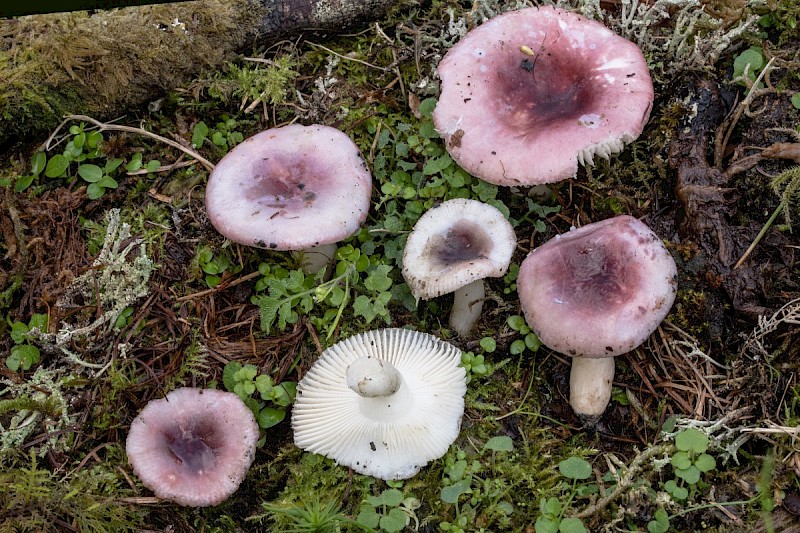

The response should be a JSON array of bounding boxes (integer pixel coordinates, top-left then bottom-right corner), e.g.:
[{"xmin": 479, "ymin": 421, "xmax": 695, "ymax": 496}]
[
  {"xmin": 733, "ymin": 47, "xmax": 764, "ymax": 78},
  {"xmin": 126, "ymin": 153, "xmax": 143, "ymax": 172},
  {"xmin": 694, "ymin": 453, "xmax": 716, "ymax": 473},
  {"xmin": 792, "ymin": 93, "xmax": 800, "ymax": 110},
  {"xmin": 558, "ymin": 457, "xmax": 592, "ymax": 480},
  {"xmin": 440, "ymin": 479, "xmax": 472, "ymax": 504},
  {"xmin": 145, "ymin": 160, "xmax": 161, "ymax": 172},
  {"xmin": 9, "ymin": 344, "xmax": 40, "ymax": 371},
  {"xmin": 45, "ymin": 154, "xmax": 70, "ymax": 178},
  {"xmin": 11, "ymin": 322, "xmax": 30, "ymax": 344},
  {"xmin": 422, "ymin": 154, "xmax": 453, "ymax": 176},
  {"xmin": 510, "ymin": 339, "xmax": 526, "ymax": 355},
  {"xmin": 377, "ymin": 488, "xmax": 404, "ymax": 507},
  {"xmin": 14, "ymin": 175, "xmax": 35, "ymax": 192},
  {"xmin": 670, "ymin": 451, "xmax": 692, "ymax": 470},
  {"xmin": 483, "ymin": 435, "xmax": 514, "ymax": 452},
  {"xmin": 86, "ymin": 130, "xmax": 103, "ymax": 148},
  {"xmin": 31, "ymin": 152, "xmax": 47, "ymax": 175},
  {"xmin": 559, "ymin": 517, "xmax": 587, "ymax": 533},
  {"xmin": 356, "ymin": 506, "xmax": 380, "ymax": 529},
  {"xmin": 28, "ymin": 314, "xmax": 48, "ymax": 330},
  {"xmin": 534, "ymin": 516, "xmax": 559, "ymax": 533},
  {"xmin": 192, "ymin": 121, "xmax": 209, "ymax": 148},
  {"xmin": 104, "ymin": 158, "xmax": 124, "ymax": 173},
  {"xmin": 86, "ymin": 182, "xmax": 106, "ymax": 199},
  {"xmin": 507, "ymin": 315, "xmax": 527, "ymax": 331},
  {"xmin": 479, "ymin": 337, "xmax": 496, "ymax": 352},
  {"xmin": 96, "ymin": 176, "xmax": 118, "ymax": 189},
  {"xmin": 418, "ymin": 97, "xmax": 437, "ymax": 118},
  {"xmin": 257, "ymin": 406, "xmax": 286, "ymax": 428},
  {"xmin": 541, "ymin": 497, "xmax": 562, "ymax": 516},
  {"xmin": 675, "ymin": 428, "xmax": 708, "ymax": 453},
  {"xmin": 364, "ymin": 265, "xmax": 393, "ymax": 292},
  {"xmin": 78, "ymin": 164, "xmax": 103, "ymax": 183},
  {"xmin": 674, "ymin": 465, "xmax": 701, "ymax": 484},
  {"xmin": 222, "ymin": 361, "xmax": 242, "ymax": 392},
  {"xmin": 380, "ymin": 507, "xmax": 408, "ymax": 532}
]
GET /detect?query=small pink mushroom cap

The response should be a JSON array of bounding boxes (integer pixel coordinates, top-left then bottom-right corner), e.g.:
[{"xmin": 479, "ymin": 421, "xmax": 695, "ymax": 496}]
[
  {"xmin": 205, "ymin": 124, "xmax": 372, "ymax": 250},
  {"xmin": 126, "ymin": 387, "xmax": 259, "ymax": 507},
  {"xmin": 517, "ymin": 215, "xmax": 677, "ymax": 358},
  {"xmin": 402, "ymin": 198, "xmax": 516, "ymax": 299},
  {"xmin": 434, "ymin": 6, "xmax": 654, "ymax": 185}
]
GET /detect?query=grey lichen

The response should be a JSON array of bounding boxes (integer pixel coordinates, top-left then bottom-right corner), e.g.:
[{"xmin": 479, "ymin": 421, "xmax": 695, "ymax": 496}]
[{"xmin": 53, "ymin": 209, "xmax": 153, "ymax": 371}]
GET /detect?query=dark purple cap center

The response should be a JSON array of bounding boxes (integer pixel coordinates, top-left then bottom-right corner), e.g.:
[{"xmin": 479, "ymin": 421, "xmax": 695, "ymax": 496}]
[{"xmin": 493, "ymin": 40, "xmax": 598, "ymax": 133}]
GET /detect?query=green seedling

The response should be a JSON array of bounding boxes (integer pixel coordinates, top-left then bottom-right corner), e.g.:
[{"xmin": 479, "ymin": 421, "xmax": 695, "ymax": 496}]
[
  {"xmin": 0, "ymin": 151, "xmax": 46, "ymax": 192},
  {"xmin": 42, "ymin": 123, "xmax": 125, "ymax": 199},
  {"xmin": 356, "ymin": 487, "xmax": 420, "ymax": 532},
  {"xmin": 669, "ymin": 428, "xmax": 716, "ymax": 487},
  {"xmin": 124, "ymin": 152, "xmax": 162, "ymax": 174},
  {"xmin": 732, "ymin": 46, "xmax": 766, "ymax": 86},
  {"xmin": 439, "ymin": 438, "xmax": 516, "ymax": 532},
  {"xmin": 506, "ymin": 315, "xmax": 542, "ymax": 356},
  {"xmin": 191, "ymin": 116, "xmax": 245, "ymax": 154},
  {"xmin": 534, "ymin": 457, "xmax": 594, "ymax": 533},
  {"xmin": 253, "ymin": 245, "xmax": 394, "ymax": 338},
  {"xmin": 223, "ymin": 361, "xmax": 297, "ymax": 430},
  {"xmin": 196, "ymin": 245, "xmax": 241, "ymax": 288},
  {"xmin": 6, "ymin": 313, "xmax": 47, "ymax": 372}
]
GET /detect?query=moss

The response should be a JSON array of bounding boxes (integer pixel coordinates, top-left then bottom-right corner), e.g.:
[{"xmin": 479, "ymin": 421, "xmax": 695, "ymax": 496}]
[
  {"xmin": 0, "ymin": 0, "xmax": 264, "ymax": 146},
  {"xmin": 0, "ymin": 450, "xmax": 143, "ymax": 531}
]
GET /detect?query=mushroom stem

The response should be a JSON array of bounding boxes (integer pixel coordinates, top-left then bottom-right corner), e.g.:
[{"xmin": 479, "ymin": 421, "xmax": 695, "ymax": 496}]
[
  {"xmin": 569, "ymin": 357, "xmax": 615, "ymax": 421},
  {"xmin": 346, "ymin": 357, "xmax": 402, "ymax": 398},
  {"xmin": 295, "ymin": 242, "xmax": 338, "ymax": 276},
  {"xmin": 449, "ymin": 279, "xmax": 485, "ymax": 336}
]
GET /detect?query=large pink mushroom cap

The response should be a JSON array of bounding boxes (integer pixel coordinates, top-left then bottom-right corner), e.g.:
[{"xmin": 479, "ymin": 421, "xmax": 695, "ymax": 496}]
[
  {"xmin": 434, "ymin": 6, "xmax": 654, "ymax": 186},
  {"xmin": 517, "ymin": 215, "xmax": 677, "ymax": 358},
  {"xmin": 126, "ymin": 387, "xmax": 259, "ymax": 507},
  {"xmin": 205, "ymin": 124, "xmax": 372, "ymax": 250}
]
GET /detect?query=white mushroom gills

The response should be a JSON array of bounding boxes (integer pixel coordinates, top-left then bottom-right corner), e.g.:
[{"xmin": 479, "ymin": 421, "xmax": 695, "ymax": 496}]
[{"xmin": 292, "ymin": 328, "xmax": 466, "ymax": 480}]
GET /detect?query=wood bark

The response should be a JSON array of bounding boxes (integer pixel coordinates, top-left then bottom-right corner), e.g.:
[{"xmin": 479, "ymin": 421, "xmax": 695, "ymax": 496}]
[{"xmin": 0, "ymin": 0, "xmax": 404, "ymax": 149}]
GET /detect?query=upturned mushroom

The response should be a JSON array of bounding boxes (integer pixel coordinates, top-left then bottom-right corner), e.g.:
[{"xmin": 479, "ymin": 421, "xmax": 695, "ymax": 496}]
[
  {"xmin": 205, "ymin": 124, "xmax": 372, "ymax": 273},
  {"xmin": 434, "ymin": 6, "xmax": 654, "ymax": 185},
  {"xmin": 125, "ymin": 387, "xmax": 259, "ymax": 507},
  {"xmin": 402, "ymin": 198, "xmax": 516, "ymax": 336},
  {"xmin": 292, "ymin": 328, "xmax": 466, "ymax": 480},
  {"xmin": 516, "ymin": 215, "xmax": 677, "ymax": 421}
]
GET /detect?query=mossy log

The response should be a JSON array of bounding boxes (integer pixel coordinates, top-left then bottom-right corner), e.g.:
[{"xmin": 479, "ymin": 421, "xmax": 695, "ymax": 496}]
[{"xmin": 0, "ymin": 0, "xmax": 403, "ymax": 149}]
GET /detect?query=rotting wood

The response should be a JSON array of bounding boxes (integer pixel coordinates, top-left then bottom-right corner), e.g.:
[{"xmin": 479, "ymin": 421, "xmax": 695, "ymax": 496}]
[{"xmin": 0, "ymin": 0, "xmax": 405, "ymax": 149}]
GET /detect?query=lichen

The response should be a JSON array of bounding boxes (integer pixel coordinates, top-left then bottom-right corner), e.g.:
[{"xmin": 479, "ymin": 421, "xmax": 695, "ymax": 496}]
[{"xmin": 52, "ymin": 208, "xmax": 153, "ymax": 370}]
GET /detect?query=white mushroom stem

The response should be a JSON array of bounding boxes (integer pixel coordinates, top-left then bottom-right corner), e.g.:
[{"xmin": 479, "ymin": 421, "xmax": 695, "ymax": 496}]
[
  {"xmin": 569, "ymin": 357, "xmax": 616, "ymax": 419},
  {"xmin": 449, "ymin": 280, "xmax": 485, "ymax": 336},
  {"xmin": 346, "ymin": 357, "xmax": 402, "ymax": 398},
  {"xmin": 294, "ymin": 242, "xmax": 338, "ymax": 276}
]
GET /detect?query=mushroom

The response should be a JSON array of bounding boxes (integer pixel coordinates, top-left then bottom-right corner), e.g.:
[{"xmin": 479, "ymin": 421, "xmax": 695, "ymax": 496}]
[
  {"xmin": 434, "ymin": 6, "xmax": 654, "ymax": 185},
  {"xmin": 126, "ymin": 387, "xmax": 259, "ymax": 507},
  {"xmin": 516, "ymin": 215, "xmax": 677, "ymax": 421},
  {"xmin": 205, "ymin": 124, "xmax": 372, "ymax": 273},
  {"xmin": 402, "ymin": 198, "xmax": 516, "ymax": 336},
  {"xmin": 292, "ymin": 328, "xmax": 466, "ymax": 480}
]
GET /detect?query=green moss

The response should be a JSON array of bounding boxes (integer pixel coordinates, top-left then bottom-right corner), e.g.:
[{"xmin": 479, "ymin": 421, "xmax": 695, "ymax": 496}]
[{"xmin": 0, "ymin": 450, "xmax": 143, "ymax": 531}]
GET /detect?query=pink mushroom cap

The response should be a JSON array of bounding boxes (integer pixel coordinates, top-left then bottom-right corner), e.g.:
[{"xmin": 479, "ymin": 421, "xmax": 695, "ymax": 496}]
[
  {"xmin": 205, "ymin": 124, "xmax": 372, "ymax": 250},
  {"xmin": 126, "ymin": 387, "xmax": 259, "ymax": 507},
  {"xmin": 517, "ymin": 215, "xmax": 677, "ymax": 358},
  {"xmin": 434, "ymin": 6, "xmax": 654, "ymax": 185}
]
